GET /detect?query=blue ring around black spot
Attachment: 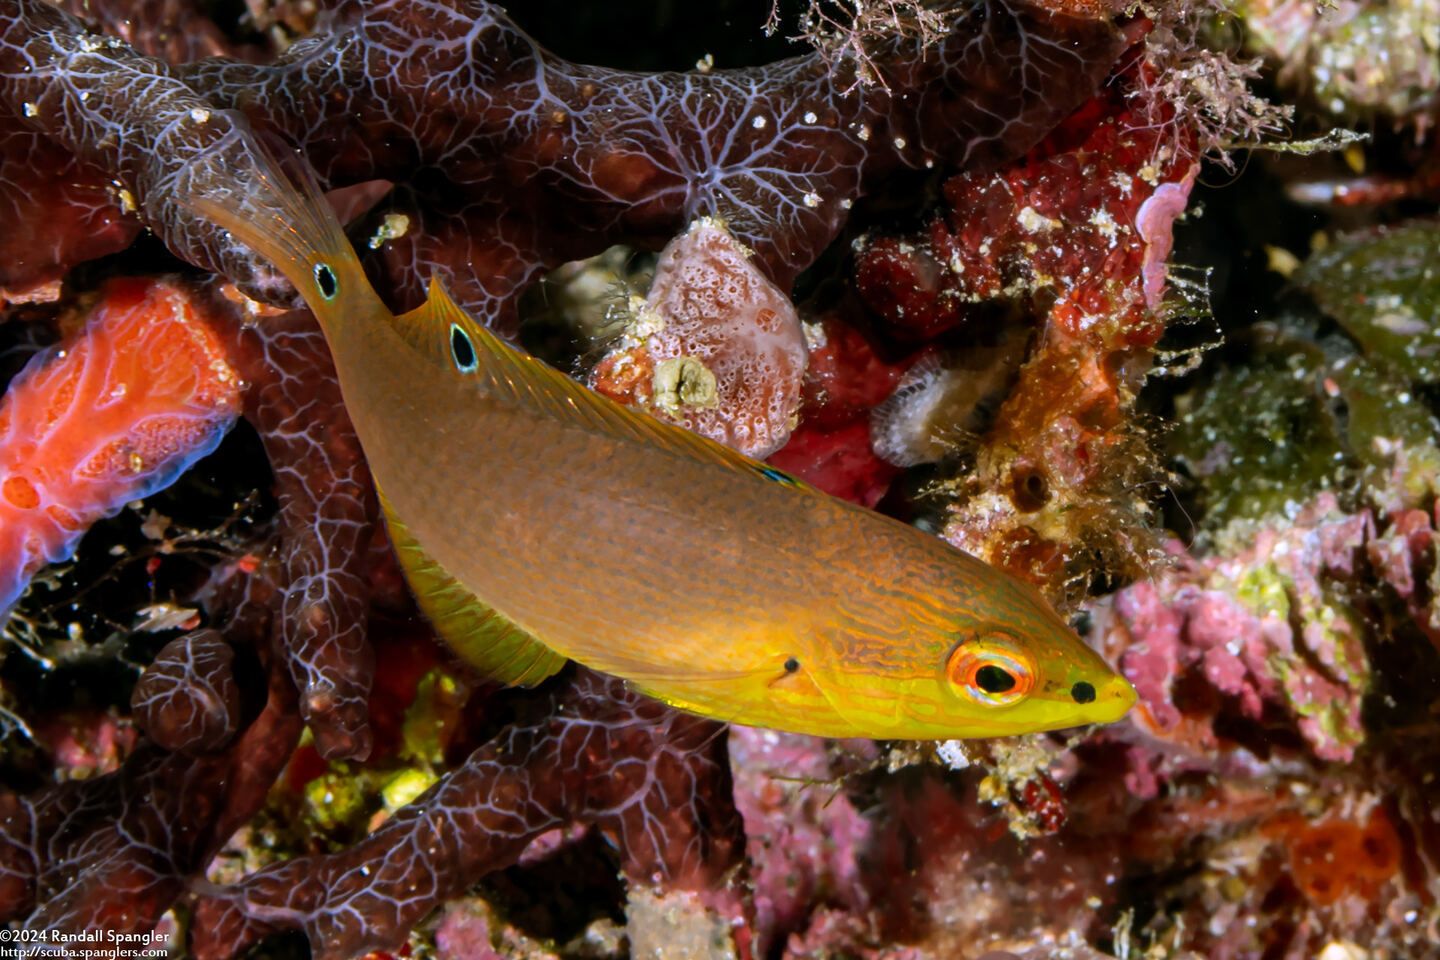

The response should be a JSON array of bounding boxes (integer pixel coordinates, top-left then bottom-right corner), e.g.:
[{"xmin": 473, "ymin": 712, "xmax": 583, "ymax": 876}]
[
  {"xmin": 757, "ymin": 466, "xmax": 797, "ymax": 486},
  {"xmin": 450, "ymin": 324, "xmax": 477, "ymax": 372},
  {"xmin": 314, "ymin": 263, "xmax": 338, "ymax": 300}
]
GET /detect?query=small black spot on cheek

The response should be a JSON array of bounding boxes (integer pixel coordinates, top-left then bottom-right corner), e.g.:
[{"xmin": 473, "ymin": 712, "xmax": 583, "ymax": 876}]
[
  {"xmin": 450, "ymin": 324, "xmax": 477, "ymax": 372},
  {"xmin": 1071, "ymin": 681, "xmax": 1096, "ymax": 704},
  {"xmin": 783, "ymin": 657, "xmax": 800, "ymax": 674},
  {"xmin": 314, "ymin": 263, "xmax": 338, "ymax": 299}
]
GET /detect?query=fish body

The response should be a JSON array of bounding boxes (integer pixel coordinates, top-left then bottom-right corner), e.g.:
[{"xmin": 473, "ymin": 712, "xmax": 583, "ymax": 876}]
[{"xmin": 185, "ymin": 149, "xmax": 1136, "ymax": 739}]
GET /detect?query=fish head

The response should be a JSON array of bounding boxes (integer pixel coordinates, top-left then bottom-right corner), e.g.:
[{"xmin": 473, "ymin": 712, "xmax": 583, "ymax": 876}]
[
  {"xmin": 803, "ymin": 567, "xmax": 1135, "ymax": 740},
  {"xmin": 917, "ymin": 573, "xmax": 1136, "ymax": 737}
]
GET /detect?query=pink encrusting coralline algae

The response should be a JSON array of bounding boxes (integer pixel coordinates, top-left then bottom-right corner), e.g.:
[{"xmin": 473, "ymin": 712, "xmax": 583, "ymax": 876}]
[{"xmin": 0, "ymin": 276, "xmax": 241, "ymax": 614}]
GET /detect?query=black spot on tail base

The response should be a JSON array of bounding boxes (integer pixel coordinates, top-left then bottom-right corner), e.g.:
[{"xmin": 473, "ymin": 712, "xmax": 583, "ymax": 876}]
[{"xmin": 314, "ymin": 263, "xmax": 338, "ymax": 299}]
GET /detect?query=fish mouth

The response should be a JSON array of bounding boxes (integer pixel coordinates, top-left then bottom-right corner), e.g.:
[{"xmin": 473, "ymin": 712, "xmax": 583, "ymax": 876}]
[{"xmin": 1088, "ymin": 673, "xmax": 1139, "ymax": 723}]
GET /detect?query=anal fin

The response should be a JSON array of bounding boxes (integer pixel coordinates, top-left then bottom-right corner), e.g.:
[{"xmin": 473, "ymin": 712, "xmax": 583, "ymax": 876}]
[{"xmin": 378, "ymin": 488, "xmax": 565, "ymax": 687}]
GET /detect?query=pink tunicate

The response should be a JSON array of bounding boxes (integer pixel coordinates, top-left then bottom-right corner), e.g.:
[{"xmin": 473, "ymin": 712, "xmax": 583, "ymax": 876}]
[{"xmin": 1136, "ymin": 167, "xmax": 1198, "ymax": 309}]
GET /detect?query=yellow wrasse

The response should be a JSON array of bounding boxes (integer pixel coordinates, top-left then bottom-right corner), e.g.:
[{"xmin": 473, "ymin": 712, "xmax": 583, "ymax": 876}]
[{"xmin": 184, "ymin": 152, "xmax": 1136, "ymax": 739}]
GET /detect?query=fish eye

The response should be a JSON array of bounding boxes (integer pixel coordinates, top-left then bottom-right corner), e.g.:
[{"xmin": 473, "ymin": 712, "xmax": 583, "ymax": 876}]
[
  {"xmin": 450, "ymin": 324, "xmax": 478, "ymax": 373},
  {"xmin": 314, "ymin": 263, "xmax": 338, "ymax": 300},
  {"xmin": 945, "ymin": 635, "xmax": 1037, "ymax": 707},
  {"xmin": 975, "ymin": 664, "xmax": 1015, "ymax": 693}
]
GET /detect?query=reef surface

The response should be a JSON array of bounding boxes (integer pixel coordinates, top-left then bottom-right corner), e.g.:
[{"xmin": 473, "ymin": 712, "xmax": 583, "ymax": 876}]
[{"xmin": 0, "ymin": 0, "xmax": 1437, "ymax": 958}]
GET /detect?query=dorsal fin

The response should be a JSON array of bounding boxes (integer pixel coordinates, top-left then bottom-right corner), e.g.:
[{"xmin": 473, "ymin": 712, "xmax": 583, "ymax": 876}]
[
  {"xmin": 378, "ymin": 487, "xmax": 566, "ymax": 687},
  {"xmin": 395, "ymin": 278, "xmax": 823, "ymax": 493}
]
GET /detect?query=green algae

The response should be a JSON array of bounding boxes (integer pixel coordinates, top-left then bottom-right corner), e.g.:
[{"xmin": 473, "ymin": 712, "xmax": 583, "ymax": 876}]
[
  {"xmin": 303, "ymin": 767, "xmax": 370, "ymax": 834},
  {"xmin": 1171, "ymin": 230, "xmax": 1440, "ymax": 531},
  {"xmin": 1299, "ymin": 222, "xmax": 1440, "ymax": 384},
  {"xmin": 1236, "ymin": 0, "xmax": 1440, "ymax": 122},
  {"xmin": 1275, "ymin": 581, "xmax": 1369, "ymax": 760},
  {"xmin": 1212, "ymin": 549, "xmax": 1369, "ymax": 760},
  {"xmin": 1309, "ymin": 2, "xmax": 1440, "ymax": 120},
  {"xmin": 401, "ymin": 666, "xmax": 470, "ymax": 767},
  {"xmin": 1231, "ymin": 561, "xmax": 1291, "ymax": 621},
  {"xmin": 1170, "ymin": 330, "xmax": 1349, "ymax": 529},
  {"xmin": 1298, "ymin": 222, "xmax": 1440, "ymax": 508},
  {"xmin": 1327, "ymin": 357, "xmax": 1440, "ymax": 509},
  {"xmin": 382, "ymin": 767, "xmax": 438, "ymax": 813},
  {"xmin": 287, "ymin": 666, "xmax": 473, "ymax": 840}
]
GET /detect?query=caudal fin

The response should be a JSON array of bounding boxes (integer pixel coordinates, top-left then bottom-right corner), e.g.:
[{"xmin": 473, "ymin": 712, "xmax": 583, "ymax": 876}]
[{"xmin": 179, "ymin": 128, "xmax": 363, "ymax": 314}]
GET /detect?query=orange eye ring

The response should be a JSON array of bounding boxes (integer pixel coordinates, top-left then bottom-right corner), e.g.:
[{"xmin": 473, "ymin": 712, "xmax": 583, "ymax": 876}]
[{"xmin": 945, "ymin": 636, "xmax": 1038, "ymax": 707}]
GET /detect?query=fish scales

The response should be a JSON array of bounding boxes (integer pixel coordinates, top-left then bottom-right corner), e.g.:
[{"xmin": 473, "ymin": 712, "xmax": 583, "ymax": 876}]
[{"xmin": 182, "ymin": 144, "xmax": 1137, "ymax": 739}]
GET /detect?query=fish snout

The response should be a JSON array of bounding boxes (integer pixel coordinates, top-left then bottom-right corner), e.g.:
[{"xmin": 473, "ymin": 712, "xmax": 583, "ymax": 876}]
[{"xmin": 1089, "ymin": 672, "xmax": 1138, "ymax": 723}]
